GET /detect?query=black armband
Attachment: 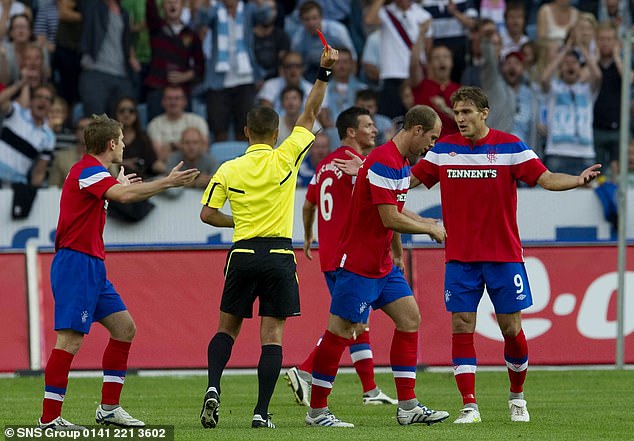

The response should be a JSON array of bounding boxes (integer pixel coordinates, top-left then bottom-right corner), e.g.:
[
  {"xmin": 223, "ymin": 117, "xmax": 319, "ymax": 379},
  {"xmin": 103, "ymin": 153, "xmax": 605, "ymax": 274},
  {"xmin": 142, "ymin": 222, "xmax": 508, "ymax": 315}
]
[{"xmin": 317, "ymin": 66, "xmax": 332, "ymax": 82}]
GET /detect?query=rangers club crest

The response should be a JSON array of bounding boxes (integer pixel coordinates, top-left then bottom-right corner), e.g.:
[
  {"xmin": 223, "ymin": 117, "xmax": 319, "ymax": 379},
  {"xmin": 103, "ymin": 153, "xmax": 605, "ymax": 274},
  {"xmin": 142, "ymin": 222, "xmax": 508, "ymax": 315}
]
[{"xmin": 486, "ymin": 146, "xmax": 498, "ymax": 164}]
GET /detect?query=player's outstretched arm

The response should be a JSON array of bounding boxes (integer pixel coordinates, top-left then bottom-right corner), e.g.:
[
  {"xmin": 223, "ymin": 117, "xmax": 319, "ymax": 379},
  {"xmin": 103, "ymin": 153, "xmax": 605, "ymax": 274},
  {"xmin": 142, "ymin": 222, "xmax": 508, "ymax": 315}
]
[
  {"xmin": 377, "ymin": 204, "xmax": 446, "ymax": 243},
  {"xmin": 536, "ymin": 164, "xmax": 601, "ymax": 191},
  {"xmin": 105, "ymin": 161, "xmax": 200, "ymax": 203},
  {"xmin": 200, "ymin": 205, "xmax": 234, "ymax": 228}
]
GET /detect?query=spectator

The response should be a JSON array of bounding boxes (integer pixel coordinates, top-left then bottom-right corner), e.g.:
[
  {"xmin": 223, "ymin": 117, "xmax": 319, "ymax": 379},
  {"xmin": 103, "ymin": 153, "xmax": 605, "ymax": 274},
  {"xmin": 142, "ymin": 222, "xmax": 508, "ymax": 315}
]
[
  {"xmin": 365, "ymin": 0, "xmax": 434, "ymax": 118},
  {"xmin": 536, "ymin": 0, "xmax": 579, "ymax": 44},
  {"xmin": 48, "ymin": 116, "xmax": 91, "ymax": 187},
  {"xmin": 541, "ymin": 40, "xmax": 602, "ymax": 175},
  {"xmin": 571, "ymin": 12, "xmax": 598, "ymax": 82},
  {"xmin": 194, "ymin": 0, "xmax": 270, "ymax": 142},
  {"xmin": 0, "ymin": 0, "xmax": 30, "ymax": 42},
  {"xmin": 460, "ymin": 18, "xmax": 499, "ymax": 87},
  {"xmin": 166, "ymin": 126, "xmax": 216, "ymax": 190},
  {"xmin": 257, "ymin": 51, "xmax": 331, "ymax": 127},
  {"xmin": 78, "ymin": 0, "xmax": 138, "ymax": 117},
  {"xmin": 0, "ymin": 77, "xmax": 54, "ymax": 188},
  {"xmin": 593, "ymin": 21, "xmax": 628, "ymax": 181},
  {"xmin": 422, "ymin": 0, "xmax": 478, "ymax": 84},
  {"xmin": 354, "ymin": 88, "xmax": 394, "ymax": 147},
  {"xmin": 33, "ymin": 0, "xmax": 58, "ymax": 54},
  {"xmin": 121, "ymin": 0, "xmax": 151, "ymax": 103},
  {"xmin": 479, "ymin": 0, "xmax": 506, "ymax": 31},
  {"xmin": 1, "ymin": 14, "xmax": 50, "ymax": 85},
  {"xmin": 276, "ymin": 85, "xmax": 321, "ymax": 146},
  {"xmin": 359, "ymin": 29, "xmax": 380, "ymax": 90},
  {"xmin": 144, "ymin": 0, "xmax": 204, "ymax": 122},
  {"xmin": 291, "ymin": 1, "xmax": 357, "ymax": 82},
  {"xmin": 325, "ymin": 47, "xmax": 366, "ymax": 123},
  {"xmin": 500, "ymin": 1, "xmax": 530, "ymax": 56},
  {"xmin": 598, "ymin": 0, "xmax": 629, "ymax": 35},
  {"xmin": 253, "ymin": 0, "xmax": 290, "ymax": 83},
  {"xmin": 146, "ymin": 85, "xmax": 209, "ymax": 165},
  {"xmin": 410, "ymin": 28, "xmax": 460, "ymax": 137},
  {"xmin": 52, "ymin": 0, "xmax": 81, "ymax": 107},
  {"xmin": 49, "ymin": 95, "xmax": 76, "ymax": 152},
  {"xmin": 297, "ymin": 131, "xmax": 330, "ymax": 187},
  {"xmin": 115, "ymin": 96, "xmax": 163, "ymax": 179},
  {"xmin": 482, "ymin": 36, "xmax": 539, "ymax": 146}
]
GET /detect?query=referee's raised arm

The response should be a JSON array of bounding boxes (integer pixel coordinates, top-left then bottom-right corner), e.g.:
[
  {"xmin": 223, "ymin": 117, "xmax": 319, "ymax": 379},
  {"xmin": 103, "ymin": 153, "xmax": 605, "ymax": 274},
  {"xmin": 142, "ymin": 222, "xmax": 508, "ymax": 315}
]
[{"xmin": 295, "ymin": 46, "xmax": 339, "ymax": 131}]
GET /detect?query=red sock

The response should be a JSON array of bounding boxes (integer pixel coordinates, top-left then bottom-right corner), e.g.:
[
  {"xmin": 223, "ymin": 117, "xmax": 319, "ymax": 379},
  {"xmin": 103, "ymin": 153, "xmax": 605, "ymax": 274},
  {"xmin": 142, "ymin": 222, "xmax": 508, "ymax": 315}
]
[
  {"xmin": 42, "ymin": 349, "xmax": 74, "ymax": 423},
  {"xmin": 298, "ymin": 336, "xmax": 322, "ymax": 373},
  {"xmin": 101, "ymin": 339, "xmax": 131, "ymax": 406},
  {"xmin": 390, "ymin": 329, "xmax": 418, "ymax": 401},
  {"xmin": 310, "ymin": 330, "xmax": 348, "ymax": 409},
  {"xmin": 452, "ymin": 333, "xmax": 477, "ymax": 405},
  {"xmin": 504, "ymin": 329, "xmax": 528, "ymax": 393},
  {"xmin": 350, "ymin": 330, "xmax": 376, "ymax": 393}
]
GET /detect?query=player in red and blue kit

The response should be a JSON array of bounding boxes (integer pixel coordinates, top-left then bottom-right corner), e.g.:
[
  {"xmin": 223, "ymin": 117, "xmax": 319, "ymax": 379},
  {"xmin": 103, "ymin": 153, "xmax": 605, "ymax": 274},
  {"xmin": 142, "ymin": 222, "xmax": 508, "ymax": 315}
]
[
  {"xmin": 285, "ymin": 107, "xmax": 397, "ymax": 407},
  {"xmin": 410, "ymin": 86, "xmax": 601, "ymax": 424},
  {"xmin": 305, "ymin": 105, "xmax": 449, "ymax": 428},
  {"xmin": 39, "ymin": 114, "xmax": 199, "ymax": 430}
]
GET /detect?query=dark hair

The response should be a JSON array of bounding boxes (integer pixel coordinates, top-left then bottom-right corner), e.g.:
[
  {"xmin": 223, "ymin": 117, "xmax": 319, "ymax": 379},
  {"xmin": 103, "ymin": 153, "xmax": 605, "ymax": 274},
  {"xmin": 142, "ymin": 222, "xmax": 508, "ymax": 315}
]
[
  {"xmin": 355, "ymin": 89, "xmax": 378, "ymax": 103},
  {"xmin": 8, "ymin": 13, "xmax": 33, "ymax": 42},
  {"xmin": 115, "ymin": 96, "xmax": 142, "ymax": 133},
  {"xmin": 280, "ymin": 84, "xmax": 304, "ymax": 101},
  {"xmin": 403, "ymin": 105, "xmax": 439, "ymax": 132},
  {"xmin": 246, "ymin": 106, "xmax": 279, "ymax": 138},
  {"xmin": 504, "ymin": 1, "xmax": 526, "ymax": 19},
  {"xmin": 299, "ymin": 1, "xmax": 322, "ymax": 17},
  {"xmin": 336, "ymin": 106, "xmax": 371, "ymax": 140},
  {"xmin": 450, "ymin": 86, "xmax": 489, "ymax": 112},
  {"xmin": 84, "ymin": 114, "xmax": 123, "ymax": 155}
]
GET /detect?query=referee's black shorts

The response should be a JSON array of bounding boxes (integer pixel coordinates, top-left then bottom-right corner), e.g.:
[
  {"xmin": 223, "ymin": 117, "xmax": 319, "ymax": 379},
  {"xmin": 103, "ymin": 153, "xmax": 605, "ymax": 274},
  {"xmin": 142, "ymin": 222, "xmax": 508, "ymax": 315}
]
[{"xmin": 220, "ymin": 237, "xmax": 300, "ymax": 318}]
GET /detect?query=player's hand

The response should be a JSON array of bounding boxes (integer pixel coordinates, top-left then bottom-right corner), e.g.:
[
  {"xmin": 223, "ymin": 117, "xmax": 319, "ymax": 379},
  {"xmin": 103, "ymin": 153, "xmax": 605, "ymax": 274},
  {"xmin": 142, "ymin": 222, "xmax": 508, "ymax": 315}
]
[
  {"xmin": 333, "ymin": 150, "xmax": 363, "ymax": 176},
  {"xmin": 166, "ymin": 161, "xmax": 201, "ymax": 187},
  {"xmin": 117, "ymin": 166, "xmax": 142, "ymax": 185},
  {"xmin": 579, "ymin": 163, "xmax": 601, "ymax": 186},
  {"xmin": 303, "ymin": 235, "xmax": 314, "ymax": 260},
  {"xmin": 428, "ymin": 223, "xmax": 447, "ymax": 244}
]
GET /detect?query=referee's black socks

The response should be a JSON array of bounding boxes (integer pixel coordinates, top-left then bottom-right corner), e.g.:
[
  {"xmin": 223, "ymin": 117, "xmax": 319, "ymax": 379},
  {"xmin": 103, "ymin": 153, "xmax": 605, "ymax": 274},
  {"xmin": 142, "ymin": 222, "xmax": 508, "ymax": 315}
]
[
  {"xmin": 207, "ymin": 332, "xmax": 235, "ymax": 394},
  {"xmin": 254, "ymin": 344, "xmax": 283, "ymax": 417}
]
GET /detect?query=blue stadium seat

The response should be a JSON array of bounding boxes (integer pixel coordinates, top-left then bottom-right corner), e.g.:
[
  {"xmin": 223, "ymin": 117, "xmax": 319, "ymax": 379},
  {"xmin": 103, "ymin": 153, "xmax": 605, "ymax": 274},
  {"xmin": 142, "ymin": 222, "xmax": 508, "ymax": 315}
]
[{"xmin": 210, "ymin": 141, "xmax": 249, "ymax": 165}]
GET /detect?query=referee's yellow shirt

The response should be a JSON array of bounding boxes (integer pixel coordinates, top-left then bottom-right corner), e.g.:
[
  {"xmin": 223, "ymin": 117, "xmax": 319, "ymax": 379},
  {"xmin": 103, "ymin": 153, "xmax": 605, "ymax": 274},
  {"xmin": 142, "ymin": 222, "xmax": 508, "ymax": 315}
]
[{"xmin": 201, "ymin": 126, "xmax": 315, "ymax": 242}]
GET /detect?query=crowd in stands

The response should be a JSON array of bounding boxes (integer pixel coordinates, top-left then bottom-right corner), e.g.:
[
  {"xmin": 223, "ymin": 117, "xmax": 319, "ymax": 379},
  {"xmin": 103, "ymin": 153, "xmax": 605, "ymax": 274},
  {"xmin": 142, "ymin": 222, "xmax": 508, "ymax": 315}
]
[{"xmin": 0, "ymin": 0, "xmax": 633, "ymax": 220}]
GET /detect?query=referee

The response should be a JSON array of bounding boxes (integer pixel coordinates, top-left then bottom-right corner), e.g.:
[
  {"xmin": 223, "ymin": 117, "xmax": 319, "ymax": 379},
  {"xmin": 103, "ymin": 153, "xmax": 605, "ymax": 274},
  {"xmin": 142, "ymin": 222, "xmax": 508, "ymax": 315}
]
[{"xmin": 199, "ymin": 46, "xmax": 339, "ymax": 430}]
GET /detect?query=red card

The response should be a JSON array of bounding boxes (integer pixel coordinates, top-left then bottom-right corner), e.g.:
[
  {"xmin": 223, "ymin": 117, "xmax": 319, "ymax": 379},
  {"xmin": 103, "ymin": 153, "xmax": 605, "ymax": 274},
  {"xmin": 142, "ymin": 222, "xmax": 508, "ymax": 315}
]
[{"xmin": 317, "ymin": 29, "xmax": 328, "ymax": 47}]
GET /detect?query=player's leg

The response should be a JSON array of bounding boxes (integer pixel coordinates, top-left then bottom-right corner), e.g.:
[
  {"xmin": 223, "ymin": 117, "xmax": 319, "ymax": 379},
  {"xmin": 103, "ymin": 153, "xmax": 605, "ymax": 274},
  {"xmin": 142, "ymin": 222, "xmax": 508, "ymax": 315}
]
[
  {"xmin": 251, "ymin": 316, "xmax": 286, "ymax": 428},
  {"xmin": 485, "ymin": 262, "xmax": 532, "ymax": 422},
  {"xmin": 285, "ymin": 272, "xmax": 336, "ymax": 406},
  {"xmin": 445, "ymin": 262, "xmax": 484, "ymax": 424},
  {"xmin": 497, "ymin": 312, "xmax": 530, "ymax": 421},
  {"xmin": 352, "ymin": 318, "xmax": 397, "ymax": 405},
  {"xmin": 97, "ymin": 308, "xmax": 144, "ymax": 427},
  {"xmin": 40, "ymin": 249, "xmax": 98, "ymax": 429},
  {"xmin": 378, "ymin": 267, "xmax": 449, "ymax": 425},
  {"xmin": 306, "ymin": 268, "xmax": 375, "ymax": 427},
  {"xmin": 306, "ymin": 313, "xmax": 357, "ymax": 427},
  {"xmin": 40, "ymin": 330, "xmax": 84, "ymax": 429}
]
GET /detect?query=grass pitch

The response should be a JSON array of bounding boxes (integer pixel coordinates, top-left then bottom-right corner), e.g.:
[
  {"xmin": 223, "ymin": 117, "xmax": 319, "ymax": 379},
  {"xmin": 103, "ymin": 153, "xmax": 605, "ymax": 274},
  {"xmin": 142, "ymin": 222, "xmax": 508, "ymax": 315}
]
[{"xmin": 1, "ymin": 369, "xmax": 630, "ymax": 441}]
